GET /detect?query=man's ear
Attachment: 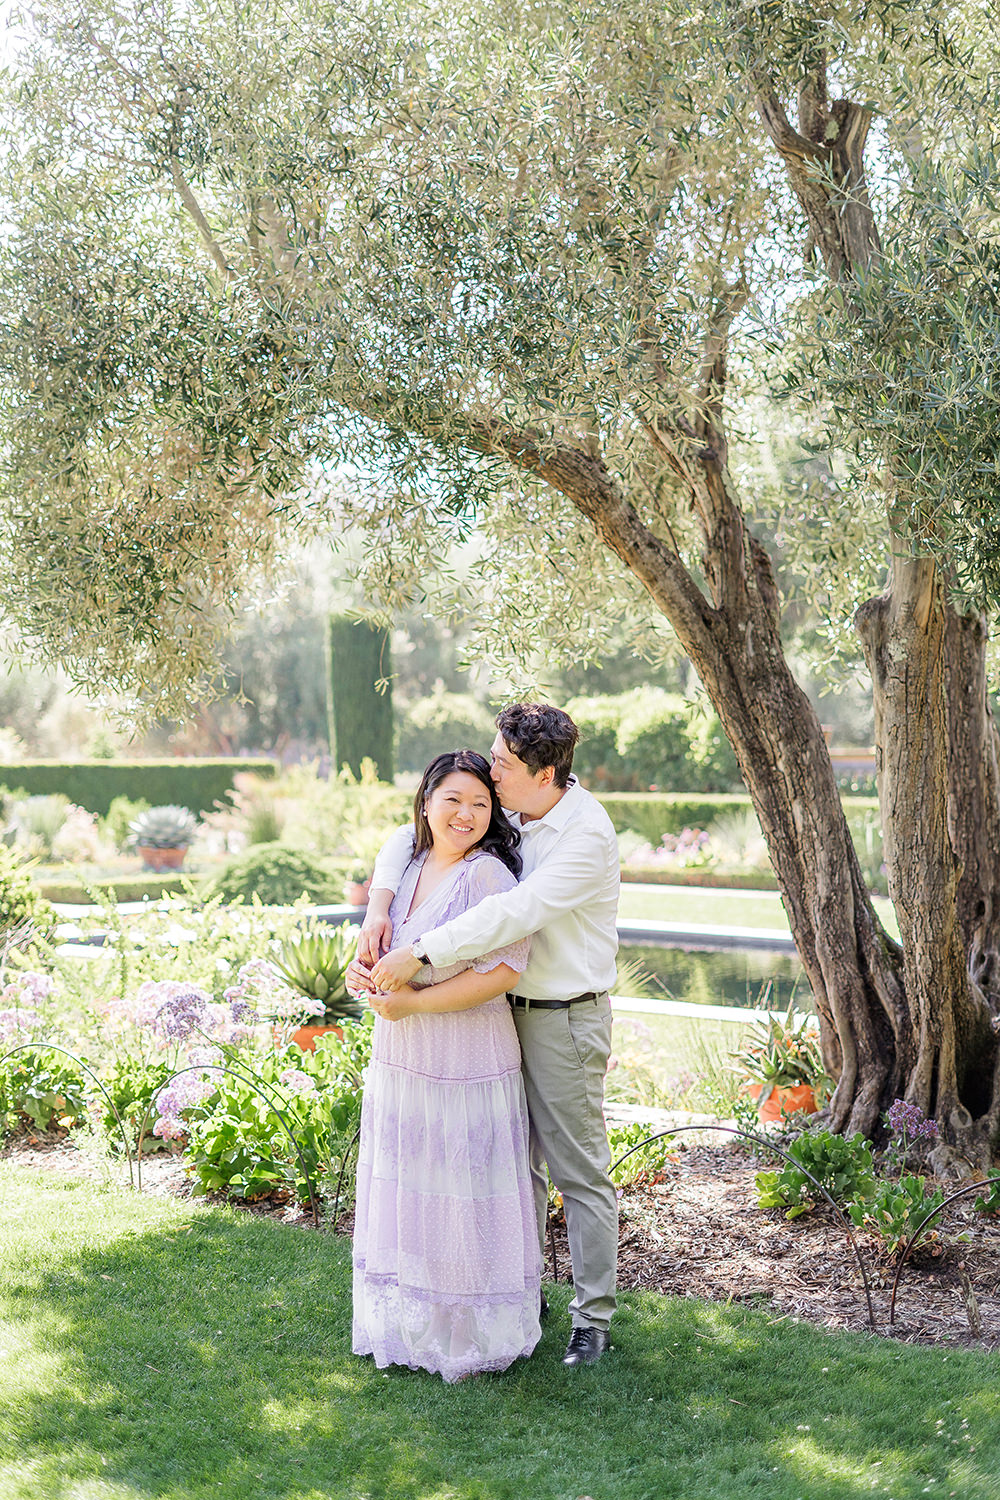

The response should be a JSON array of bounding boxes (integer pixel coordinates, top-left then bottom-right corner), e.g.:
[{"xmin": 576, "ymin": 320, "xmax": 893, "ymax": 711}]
[{"xmin": 538, "ymin": 765, "xmax": 556, "ymax": 788}]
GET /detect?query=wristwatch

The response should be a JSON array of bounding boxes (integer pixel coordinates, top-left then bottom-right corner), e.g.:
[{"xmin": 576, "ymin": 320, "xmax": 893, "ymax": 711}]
[{"xmin": 411, "ymin": 942, "xmax": 430, "ymax": 966}]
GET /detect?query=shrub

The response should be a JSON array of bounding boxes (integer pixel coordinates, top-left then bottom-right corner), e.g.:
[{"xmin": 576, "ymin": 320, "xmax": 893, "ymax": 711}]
[
  {"xmin": 183, "ymin": 1020, "xmax": 372, "ymax": 1202},
  {"xmin": 396, "ymin": 689, "xmax": 495, "ymax": 773},
  {"xmin": 566, "ymin": 696, "xmax": 626, "ymax": 787},
  {"xmin": 566, "ymin": 690, "xmax": 743, "ymax": 793},
  {"xmin": 0, "ymin": 1047, "xmax": 88, "ymax": 1134},
  {"xmin": 203, "ymin": 844, "xmax": 343, "ymax": 905},
  {"xmin": 103, "ymin": 796, "xmax": 152, "ymax": 851},
  {"xmin": 7, "ymin": 794, "xmax": 70, "ymax": 857},
  {"xmin": 277, "ymin": 762, "xmax": 410, "ymax": 876},
  {"xmin": 0, "ymin": 758, "xmax": 277, "ymax": 818}
]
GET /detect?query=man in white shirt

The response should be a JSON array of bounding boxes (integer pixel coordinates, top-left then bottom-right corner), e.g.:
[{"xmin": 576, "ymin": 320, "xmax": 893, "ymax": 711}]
[{"xmin": 351, "ymin": 703, "xmax": 620, "ymax": 1367}]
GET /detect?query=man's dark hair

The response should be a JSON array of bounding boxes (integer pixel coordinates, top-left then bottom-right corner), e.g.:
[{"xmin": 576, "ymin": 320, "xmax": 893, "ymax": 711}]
[{"xmin": 495, "ymin": 703, "xmax": 579, "ymax": 788}]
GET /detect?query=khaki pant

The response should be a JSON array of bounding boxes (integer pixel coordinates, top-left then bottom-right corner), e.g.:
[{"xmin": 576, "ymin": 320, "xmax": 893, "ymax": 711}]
[{"xmin": 512, "ymin": 993, "xmax": 618, "ymax": 1331}]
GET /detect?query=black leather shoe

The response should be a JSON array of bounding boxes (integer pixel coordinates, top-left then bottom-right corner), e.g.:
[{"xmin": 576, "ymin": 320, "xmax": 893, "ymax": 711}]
[
  {"xmin": 540, "ymin": 1292, "xmax": 549, "ymax": 1320},
  {"xmin": 562, "ymin": 1327, "xmax": 611, "ymax": 1367}
]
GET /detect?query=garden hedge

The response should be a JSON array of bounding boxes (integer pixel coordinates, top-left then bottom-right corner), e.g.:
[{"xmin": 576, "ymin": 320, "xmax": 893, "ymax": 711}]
[
  {"xmin": 569, "ymin": 689, "xmax": 742, "ymax": 793},
  {"xmin": 0, "ymin": 758, "xmax": 277, "ymax": 818},
  {"xmin": 599, "ymin": 792, "xmax": 883, "ymax": 890},
  {"xmin": 36, "ymin": 874, "xmax": 191, "ymax": 904}
]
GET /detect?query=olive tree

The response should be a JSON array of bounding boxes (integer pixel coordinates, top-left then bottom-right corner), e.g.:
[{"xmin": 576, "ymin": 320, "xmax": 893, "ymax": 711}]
[{"xmin": 3, "ymin": 0, "xmax": 1000, "ymax": 1158}]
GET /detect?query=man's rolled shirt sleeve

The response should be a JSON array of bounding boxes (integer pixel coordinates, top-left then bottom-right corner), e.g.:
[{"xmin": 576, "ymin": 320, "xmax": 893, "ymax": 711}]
[{"xmin": 420, "ymin": 821, "xmax": 616, "ymax": 969}]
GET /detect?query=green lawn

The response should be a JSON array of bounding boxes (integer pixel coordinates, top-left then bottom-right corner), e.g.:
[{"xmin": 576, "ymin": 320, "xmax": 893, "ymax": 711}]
[
  {"xmin": 618, "ymin": 884, "xmax": 900, "ymax": 941},
  {"xmin": 1, "ymin": 1167, "xmax": 997, "ymax": 1500}
]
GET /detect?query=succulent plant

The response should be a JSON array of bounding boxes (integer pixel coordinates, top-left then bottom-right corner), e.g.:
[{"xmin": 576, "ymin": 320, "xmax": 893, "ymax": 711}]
[
  {"xmin": 274, "ymin": 924, "xmax": 362, "ymax": 1022},
  {"xmin": 127, "ymin": 804, "xmax": 200, "ymax": 850}
]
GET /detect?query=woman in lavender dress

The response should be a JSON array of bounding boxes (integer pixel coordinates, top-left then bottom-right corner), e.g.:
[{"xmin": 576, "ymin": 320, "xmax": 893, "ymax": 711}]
[{"xmin": 351, "ymin": 749, "xmax": 541, "ymax": 1382}]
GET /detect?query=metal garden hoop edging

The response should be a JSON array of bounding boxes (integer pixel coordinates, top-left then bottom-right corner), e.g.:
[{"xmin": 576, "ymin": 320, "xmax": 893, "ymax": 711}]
[
  {"xmin": 330, "ymin": 1124, "xmax": 362, "ymax": 1228},
  {"xmin": 136, "ymin": 1061, "xmax": 324, "ymax": 1229},
  {"xmin": 608, "ymin": 1121, "xmax": 880, "ymax": 1331},
  {"xmin": 888, "ymin": 1173, "xmax": 1000, "ymax": 1326},
  {"xmin": 0, "ymin": 1041, "xmax": 136, "ymax": 1183}
]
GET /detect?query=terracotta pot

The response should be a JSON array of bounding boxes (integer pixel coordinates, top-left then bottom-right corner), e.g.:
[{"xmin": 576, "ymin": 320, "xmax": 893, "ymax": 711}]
[
  {"xmin": 289, "ymin": 1023, "xmax": 343, "ymax": 1052},
  {"xmin": 344, "ymin": 879, "xmax": 371, "ymax": 906},
  {"xmin": 742, "ymin": 1081, "xmax": 818, "ymax": 1124},
  {"xmin": 137, "ymin": 845, "xmax": 187, "ymax": 871}
]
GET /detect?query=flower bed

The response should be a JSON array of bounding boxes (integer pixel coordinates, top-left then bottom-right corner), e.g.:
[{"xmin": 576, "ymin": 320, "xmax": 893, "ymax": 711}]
[{"xmin": 0, "ymin": 893, "xmax": 372, "ymax": 1216}]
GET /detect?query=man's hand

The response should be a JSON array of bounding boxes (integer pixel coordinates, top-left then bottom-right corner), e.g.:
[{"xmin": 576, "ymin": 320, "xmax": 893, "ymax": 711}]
[
  {"xmin": 346, "ymin": 955, "xmax": 377, "ymax": 996},
  {"xmin": 368, "ymin": 985, "xmax": 421, "ymax": 1022},
  {"xmin": 370, "ymin": 945, "xmax": 423, "ymax": 992},
  {"xmin": 358, "ymin": 912, "xmax": 393, "ymax": 966}
]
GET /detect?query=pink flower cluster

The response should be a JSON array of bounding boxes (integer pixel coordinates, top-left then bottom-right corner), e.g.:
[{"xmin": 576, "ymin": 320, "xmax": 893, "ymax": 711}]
[
  {"xmin": 278, "ymin": 1067, "xmax": 316, "ymax": 1095},
  {"xmin": 0, "ymin": 971, "xmax": 54, "ymax": 1045},
  {"xmin": 153, "ymin": 1069, "xmax": 221, "ymax": 1139},
  {"xmin": 224, "ymin": 959, "xmax": 322, "ymax": 1023},
  {"xmin": 624, "ymin": 827, "xmax": 711, "ymax": 870}
]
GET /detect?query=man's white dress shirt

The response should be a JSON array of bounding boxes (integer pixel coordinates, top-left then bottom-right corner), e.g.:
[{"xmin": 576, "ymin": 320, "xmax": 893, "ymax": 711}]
[{"xmin": 369, "ymin": 778, "xmax": 620, "ymax": 999}]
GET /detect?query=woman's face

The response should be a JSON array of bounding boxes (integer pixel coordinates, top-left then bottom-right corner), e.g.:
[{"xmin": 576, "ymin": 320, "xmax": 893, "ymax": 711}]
[{"xmin": 423, "ymin": 770, "xmax": 493, "ymax": 859}]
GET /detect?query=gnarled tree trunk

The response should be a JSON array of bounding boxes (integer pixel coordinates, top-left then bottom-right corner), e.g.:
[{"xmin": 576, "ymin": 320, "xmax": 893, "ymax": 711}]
[{"xmin": 754, "ymin": 51, "xmax": 1000, "ymax": 1158}]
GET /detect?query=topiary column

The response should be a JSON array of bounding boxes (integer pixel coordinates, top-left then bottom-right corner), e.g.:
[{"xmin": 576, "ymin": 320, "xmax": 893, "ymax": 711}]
[{"xmin": 327, "ymin": 616, "xmax": 394, "ymax": 781}]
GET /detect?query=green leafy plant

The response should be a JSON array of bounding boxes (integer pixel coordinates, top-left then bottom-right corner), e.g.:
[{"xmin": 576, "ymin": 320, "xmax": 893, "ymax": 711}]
[
  {"xmin": 607, "ymin": 1120, "xmax": 676, "ymax": 1187},
  {"xmin": 183, "ymin": 1019, "xmax": 373, "ymax": 1204},
  {"xmin": 98, "ymin": 1053, "xmax": 174, "ymax": 1151},
  {"xmin": 973, "ymin": 1176, "xmax": 1000, "ymax": 1215},
  {"xmin": 273, "ymin": 924, "xmax": 362, "ymax": 1022},
  {"xmin": 755, "ymin": 1129, "xmax": 876, "ymax": 1220},
  {"xmin": 0, "ymin": 1048, "xmax": 87, "ymax": 1134},
  {"xmin": 848, "ymin": 1175, "xmax": 945, "ymax": 1256},
  {"xmin": 103, "ymin": 795, "xmax": 152, "ymax": 852}
]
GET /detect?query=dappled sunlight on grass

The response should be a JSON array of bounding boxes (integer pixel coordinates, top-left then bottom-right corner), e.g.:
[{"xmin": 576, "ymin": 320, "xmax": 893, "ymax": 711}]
[{"xmin": 2, "ymin": 1165, "xmax": 1000, "ymax": 1500}]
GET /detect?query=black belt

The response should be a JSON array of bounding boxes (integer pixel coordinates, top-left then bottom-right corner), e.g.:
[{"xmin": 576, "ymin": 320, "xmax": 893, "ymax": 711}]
[{"xmin": 507, "ymin": 991, "xmax": 601, "ymax": 1010}]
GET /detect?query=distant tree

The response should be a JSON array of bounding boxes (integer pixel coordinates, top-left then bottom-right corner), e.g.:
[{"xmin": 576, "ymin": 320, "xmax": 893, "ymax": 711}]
[{"xmin": 327, "ymin": 616, "xmax": 394, "ymax": 781}]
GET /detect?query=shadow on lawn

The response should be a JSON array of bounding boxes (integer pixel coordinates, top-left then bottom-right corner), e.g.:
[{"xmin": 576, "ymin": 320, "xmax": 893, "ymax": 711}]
[{"xmin": 6, "ymin": 1200, "xmax": 1000, "ymax": 1500}]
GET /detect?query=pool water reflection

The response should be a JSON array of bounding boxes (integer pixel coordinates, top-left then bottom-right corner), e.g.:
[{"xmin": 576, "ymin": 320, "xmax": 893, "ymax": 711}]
[{"xmin": 616, "ymin": 943, "xmax": 806, "ymax": 1011}]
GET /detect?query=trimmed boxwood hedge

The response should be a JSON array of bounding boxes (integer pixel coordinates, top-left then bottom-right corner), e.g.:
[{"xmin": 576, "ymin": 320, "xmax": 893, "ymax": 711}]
[
  {"xmin": 0, "ymin": 758, "xmax": 277, "ymax": 818},
  {"xmin": 36, "ymin": 874, "xmax": 192, "ymax": 904},
  {"xmin": 596, "ymin": 792, "xmax": 755, "ymax": 844},
  {"xmin": 596, "ymin": 791, "xmax": 879, "ymax": 843}
]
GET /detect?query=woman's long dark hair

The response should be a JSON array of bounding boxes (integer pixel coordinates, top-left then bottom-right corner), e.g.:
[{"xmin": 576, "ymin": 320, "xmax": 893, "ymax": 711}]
[{"xmin": 412, "ymin": 749, "xmax": 522, "ymax": 877}]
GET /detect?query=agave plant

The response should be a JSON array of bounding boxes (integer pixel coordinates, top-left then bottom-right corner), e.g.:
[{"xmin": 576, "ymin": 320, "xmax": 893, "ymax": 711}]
[
  {"xmin": 274, "ymin": 924, "xmax": 362, "ymax": 1022},
  {"xmin": 127, "ymin": 804, "xmax": 200, "ymax": 850}
]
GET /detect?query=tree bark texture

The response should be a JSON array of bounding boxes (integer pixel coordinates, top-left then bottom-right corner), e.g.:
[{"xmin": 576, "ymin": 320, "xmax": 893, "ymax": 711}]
[
  {"xmin": 756, "ymin": 60, "xmax": 1000, "ymax": 1157},
  {"xmin": 488, "ymin": 397, "xmax": 905, "ymax": 1138}
]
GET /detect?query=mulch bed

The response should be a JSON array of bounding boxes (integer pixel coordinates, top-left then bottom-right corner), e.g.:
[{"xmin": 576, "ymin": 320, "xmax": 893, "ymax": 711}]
[{"xmin": 5, "ymin": 1133, "xmax": 1000, "ymax": 1351}]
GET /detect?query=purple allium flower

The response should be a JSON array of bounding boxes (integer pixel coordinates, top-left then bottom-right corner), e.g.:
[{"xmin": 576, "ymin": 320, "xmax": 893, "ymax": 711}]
[
  {"xmin": 152, "ymin": 985, "xmax": 211, "ymax": 1040},
  {"xmin": 0, "ymin": 1008, "xmax": 34, "ymax": 1043},
  {"xmin": 885, "ymin": 1097, "xmax": 939, "ymax": 1141}
]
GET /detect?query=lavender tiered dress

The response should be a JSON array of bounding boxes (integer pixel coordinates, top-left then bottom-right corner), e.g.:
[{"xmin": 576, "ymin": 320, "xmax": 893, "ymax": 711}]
[{"xmin": 352, "ymin": 849, "xmax": 541, "ymax": 1382}]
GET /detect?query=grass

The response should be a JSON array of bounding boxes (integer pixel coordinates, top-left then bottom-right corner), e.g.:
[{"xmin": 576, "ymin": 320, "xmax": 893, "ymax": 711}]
[
  {"xmin": 2, "ymin": 1167, "xmax": 998, "ymax": 1500},
  {"xmin": 618, "ymin": 884, "xmax": 900, "ymax": 941}
]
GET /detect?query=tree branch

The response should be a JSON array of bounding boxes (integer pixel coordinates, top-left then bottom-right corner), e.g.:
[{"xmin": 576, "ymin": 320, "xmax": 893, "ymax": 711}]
[{"xmin": 168, "ymin": 160, "xmax": 236, "ymax": 280}]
